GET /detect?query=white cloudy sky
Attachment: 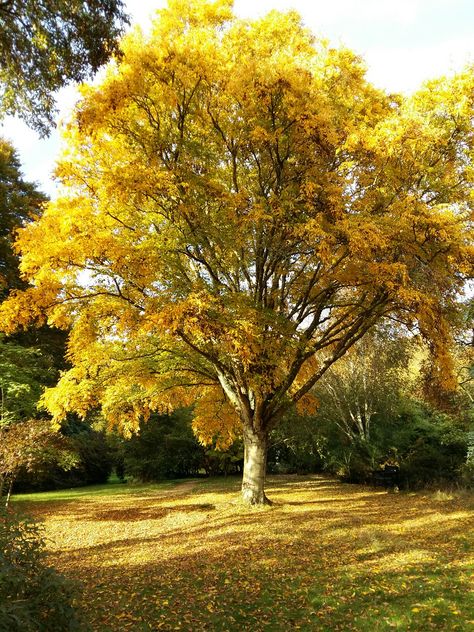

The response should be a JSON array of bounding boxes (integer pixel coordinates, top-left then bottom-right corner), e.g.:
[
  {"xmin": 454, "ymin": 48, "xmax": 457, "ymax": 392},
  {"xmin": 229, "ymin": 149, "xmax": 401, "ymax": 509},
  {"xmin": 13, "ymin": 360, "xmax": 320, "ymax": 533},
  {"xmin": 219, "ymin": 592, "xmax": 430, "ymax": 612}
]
[{"xmin": 1, "ymin": 0, "xmax": 473, "ymax": 195}]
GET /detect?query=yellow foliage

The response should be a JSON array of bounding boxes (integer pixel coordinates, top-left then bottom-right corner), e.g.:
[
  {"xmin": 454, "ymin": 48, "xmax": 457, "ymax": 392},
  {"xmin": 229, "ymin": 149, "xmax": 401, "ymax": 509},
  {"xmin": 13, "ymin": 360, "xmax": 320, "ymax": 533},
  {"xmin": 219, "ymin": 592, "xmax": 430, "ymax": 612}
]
[
  {"xmin": 0, "ymin": 0, "xmax": 472, "ymax": 441},
  {"xmin": 192, "ymin": 387, "xmax": 240, "ymax": 449}
]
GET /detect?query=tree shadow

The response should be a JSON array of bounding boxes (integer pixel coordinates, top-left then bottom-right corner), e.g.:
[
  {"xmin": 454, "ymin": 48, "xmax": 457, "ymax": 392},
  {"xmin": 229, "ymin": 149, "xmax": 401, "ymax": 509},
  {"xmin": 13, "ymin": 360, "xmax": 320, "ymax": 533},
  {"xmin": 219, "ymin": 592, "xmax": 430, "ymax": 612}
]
[
  {"xmin": 23, "ymin": 474, "xmax": 473, "ymax": 631},
  {"xmin": 83, "ymin": 503, "xmax": 216, "ymax": 522}
]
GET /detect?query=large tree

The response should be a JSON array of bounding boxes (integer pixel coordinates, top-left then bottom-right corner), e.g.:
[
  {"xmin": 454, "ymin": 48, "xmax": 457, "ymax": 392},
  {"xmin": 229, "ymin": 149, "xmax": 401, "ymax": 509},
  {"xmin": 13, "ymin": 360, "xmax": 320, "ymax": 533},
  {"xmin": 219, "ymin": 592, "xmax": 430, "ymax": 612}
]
[
  {"xmin": 0, "ymin": 0, "xmax": 472, "ymax": 504},
  {"xmin": 0, "ymin": 0, "xmax": 129, "ymax": 134}
]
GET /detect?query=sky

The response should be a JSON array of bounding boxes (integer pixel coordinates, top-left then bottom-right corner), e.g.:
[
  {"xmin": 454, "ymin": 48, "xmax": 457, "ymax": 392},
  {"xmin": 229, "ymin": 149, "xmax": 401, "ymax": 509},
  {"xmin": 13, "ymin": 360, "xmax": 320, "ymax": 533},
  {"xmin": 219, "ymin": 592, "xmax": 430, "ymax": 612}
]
[{"xmin": 1, "ymin": 0, "xmax": 473, "ymax": 196}]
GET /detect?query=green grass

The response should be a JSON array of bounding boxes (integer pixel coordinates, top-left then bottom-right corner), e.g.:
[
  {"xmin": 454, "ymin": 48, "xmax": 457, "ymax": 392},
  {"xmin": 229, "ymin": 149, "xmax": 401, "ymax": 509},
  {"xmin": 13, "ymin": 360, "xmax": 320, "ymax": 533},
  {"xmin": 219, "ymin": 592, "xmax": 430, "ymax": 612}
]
[
  {"xmin": 12, "ymin": 475, "xmax": 474, "ymax": 631},
  {"xmin": 12, "ymin": 477, "xmax": 188, "ymax": 503}
]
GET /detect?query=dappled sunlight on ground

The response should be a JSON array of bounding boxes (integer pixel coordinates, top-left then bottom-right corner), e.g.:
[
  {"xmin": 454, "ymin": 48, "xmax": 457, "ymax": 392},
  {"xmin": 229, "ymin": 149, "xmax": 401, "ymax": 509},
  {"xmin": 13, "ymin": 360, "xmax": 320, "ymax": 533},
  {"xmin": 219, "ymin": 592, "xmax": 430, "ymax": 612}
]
[{"xmin": 14, "ymin": 475, "xmax": 474, "ymax": 631}]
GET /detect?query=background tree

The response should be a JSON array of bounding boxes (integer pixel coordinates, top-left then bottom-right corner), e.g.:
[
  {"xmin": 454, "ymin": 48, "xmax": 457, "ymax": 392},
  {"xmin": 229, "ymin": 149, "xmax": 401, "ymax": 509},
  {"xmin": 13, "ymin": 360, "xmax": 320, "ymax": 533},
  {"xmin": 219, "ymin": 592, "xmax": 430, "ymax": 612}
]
[
  {"xmin": 0, "ymin": 139, "xmax": 46, "ymax": 296},
  {"xmin": 268, "ymin": 411, "xmax": 324, "ymax": 475},
  {"xmin": 122, "ymin": 409, "xmax": 205, "ymax": 481},
  {"xmin": 0, "ymin": 0, "xmax": 472, "ymax": 504},
  {"xmin": 0, "ymin": 0, "xmax": 129, "ymax": 134},
  {"xmin": 13, "ymin": 417, "xmax": 115, "ymax": 492},
  {"xmin": 0, "ymin": 419, "xmax": 77, "ymax": 505},
  {"xmin": 0, "ymin": 336, "xmax": 57, "ymax": 425},
  {"xmin": 0, "ymin": 139, "xmax": 66, "ymax": 417},
  {"xmin": 314, "ymin": 330, "xmax": 414, "ymax": 444},
  {"xmin": 303, "ymin": 331, "xmax": 470, "ymax": 486},
  {"xmin": 120, "ymin": 408, "xmax": 243, "ymax": 481},
  {"xmin": 0, "ymin": 139, "xmax": 76, "ymax": 499},
  {"xmin": 454, "ymin": 298, "xmax": 474, "ymax": 404}
]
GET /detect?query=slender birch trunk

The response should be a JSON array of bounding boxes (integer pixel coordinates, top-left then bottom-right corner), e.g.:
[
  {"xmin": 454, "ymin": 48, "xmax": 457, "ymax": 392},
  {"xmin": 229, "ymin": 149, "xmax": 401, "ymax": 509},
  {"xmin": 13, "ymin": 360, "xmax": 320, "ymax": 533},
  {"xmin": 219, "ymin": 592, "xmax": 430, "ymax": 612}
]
[{"xmin": 5, "ymin": 477, "xmax": 13, "ymax": 508}]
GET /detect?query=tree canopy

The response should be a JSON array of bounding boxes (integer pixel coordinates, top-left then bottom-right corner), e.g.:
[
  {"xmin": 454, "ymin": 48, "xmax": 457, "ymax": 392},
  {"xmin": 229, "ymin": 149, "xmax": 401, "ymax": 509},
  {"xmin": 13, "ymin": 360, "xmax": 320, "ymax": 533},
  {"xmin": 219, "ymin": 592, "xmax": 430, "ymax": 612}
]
[
  {"xmin": 0, "ymin": 138, "xmax": 64, "ymax": 426},
  {"xmin": 0, "ymin": 138, "xmax": 46, "ymax": 296},
  {"xmin": 0, "ymin": 335, "xmax": 58, "ymax": 425},
  {"xmin": 0, "ymin": 0, "xmax": 129, "ymax": 134},
  {"xmin": 0, "ymin": 418, "xmax": 76, "ymax": 504},
  {"xmin": 0, "ymin": 0, "xmax": 472, "ymax": 503}
]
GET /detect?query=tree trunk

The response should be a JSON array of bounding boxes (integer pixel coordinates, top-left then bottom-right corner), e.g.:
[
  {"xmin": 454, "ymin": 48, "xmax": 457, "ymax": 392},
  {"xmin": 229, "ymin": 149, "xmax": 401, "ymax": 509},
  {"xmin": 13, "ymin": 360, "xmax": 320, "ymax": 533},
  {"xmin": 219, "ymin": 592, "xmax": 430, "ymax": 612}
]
[
  {"xmin": 241, "ymin": 429, "xmax": 271, "ymax": 505},
  {"xmin": 5, "ymin": 477, "xmax": 13, "ymax": 508}
]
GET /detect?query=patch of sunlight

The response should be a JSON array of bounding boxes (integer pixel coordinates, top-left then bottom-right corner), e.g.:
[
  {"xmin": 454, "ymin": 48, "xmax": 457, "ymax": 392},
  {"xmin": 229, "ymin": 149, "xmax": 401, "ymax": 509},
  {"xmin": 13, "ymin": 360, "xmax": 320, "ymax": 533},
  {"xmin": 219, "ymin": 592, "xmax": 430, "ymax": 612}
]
[
  {"xmin": 289, "ymin": 499, "xmax": 372, "ymax": 514},
  {"xmin": 389, "ymin": 511, "xmax": 473, "ymax": 532},
  {"xmin": 354, "ymin": 527, "xmax": 412, "ymax": 558},
  {"xmin": 384, "ymin": 615, "xmax": 405, "ymax": 629},
  {"xmin": 357, "ymin": 536, "xmax": 388, "ymax": 556},
  {"xmin": 362, "ymin": 548, "xmax": 437, "ymax": 572},
  {"xmin": 432, "ymin": 490, "xmax": 455, "ymax": 502},
  {"xmin": 322, "ymin": 526, "xmax": 353, "ymax": 540},
  {"xmin": 257, "ymin": 557, "xmax": 279, "ymax": 569},
  {"xmin": 69, "ymin": 522, "xmax": 265, "ymax": 571},
  {"xmin": 160, "ymin": 510, "xmax": 213, "ymax": 531}
]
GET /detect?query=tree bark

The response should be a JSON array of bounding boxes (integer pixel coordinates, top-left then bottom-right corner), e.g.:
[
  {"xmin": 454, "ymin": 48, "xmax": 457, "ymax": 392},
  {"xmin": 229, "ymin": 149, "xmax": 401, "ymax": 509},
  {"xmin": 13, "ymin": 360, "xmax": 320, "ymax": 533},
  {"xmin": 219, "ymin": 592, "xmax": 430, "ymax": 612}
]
[
  {"xmin": 241, "ymin": 429, "xmax": 271, "ymax": 505},
  {"xmin": 5, "ymin": 476, "xmax": 13, "ymax": 508}
]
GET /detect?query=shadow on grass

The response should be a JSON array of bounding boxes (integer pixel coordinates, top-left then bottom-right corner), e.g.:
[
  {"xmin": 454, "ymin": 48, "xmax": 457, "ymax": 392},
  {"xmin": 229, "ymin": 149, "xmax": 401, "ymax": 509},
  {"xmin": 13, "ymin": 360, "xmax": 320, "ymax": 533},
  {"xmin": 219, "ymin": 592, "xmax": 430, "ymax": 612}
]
[
  {"xmin": 52, "ymin": 519, "xmax": 473, "ymax": 632},
  {"xmin": 85, "ymin": 503, "xmax": 216, "ymax": 522},
  {"xmin": 17, "ymin": 474, "xmax": 474, "ymax": 631}
]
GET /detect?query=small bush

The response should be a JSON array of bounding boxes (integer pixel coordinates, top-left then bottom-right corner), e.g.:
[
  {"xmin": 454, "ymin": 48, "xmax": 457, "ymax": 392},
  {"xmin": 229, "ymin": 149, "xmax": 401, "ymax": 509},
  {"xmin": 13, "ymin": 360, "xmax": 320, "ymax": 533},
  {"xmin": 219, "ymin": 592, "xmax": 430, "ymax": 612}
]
[
  {"xmin": 0, "ymin": 507, "xmax": 82, "ymax": 632},
  {"xmin": 459, "ymin": 460, "xmax": 474, "ymax": 488},
  {"xmin": 395, "ymin": 415, "xmax": 468, "ymax": 489}
]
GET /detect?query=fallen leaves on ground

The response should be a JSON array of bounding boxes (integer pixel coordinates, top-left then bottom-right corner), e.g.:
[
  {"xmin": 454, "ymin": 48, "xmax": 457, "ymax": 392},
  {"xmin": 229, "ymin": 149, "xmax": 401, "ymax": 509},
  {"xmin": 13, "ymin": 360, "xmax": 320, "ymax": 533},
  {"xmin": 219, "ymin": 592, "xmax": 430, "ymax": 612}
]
[{"xmin": 14, "ymin": 476, "xmax": 474, "ymax": 631}]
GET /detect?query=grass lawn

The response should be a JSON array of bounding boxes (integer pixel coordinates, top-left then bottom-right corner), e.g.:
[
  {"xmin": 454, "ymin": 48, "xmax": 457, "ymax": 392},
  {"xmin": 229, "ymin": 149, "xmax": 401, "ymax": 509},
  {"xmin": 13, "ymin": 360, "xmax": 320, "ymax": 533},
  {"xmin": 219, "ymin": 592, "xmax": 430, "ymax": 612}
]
[{"xmin": 12, "ymin": 476, "xmax": 474, "ymax": 631}]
